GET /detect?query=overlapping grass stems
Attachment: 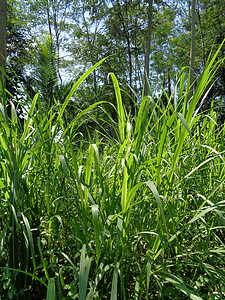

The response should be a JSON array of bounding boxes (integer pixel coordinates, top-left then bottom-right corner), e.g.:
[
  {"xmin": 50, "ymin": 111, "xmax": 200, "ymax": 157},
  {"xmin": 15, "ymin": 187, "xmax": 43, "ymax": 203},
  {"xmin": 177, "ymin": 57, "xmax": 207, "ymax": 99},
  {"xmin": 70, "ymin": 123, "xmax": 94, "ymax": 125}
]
[{"xmin": 0, "ymin": 43, "xmax": 225, "ymax": 299}]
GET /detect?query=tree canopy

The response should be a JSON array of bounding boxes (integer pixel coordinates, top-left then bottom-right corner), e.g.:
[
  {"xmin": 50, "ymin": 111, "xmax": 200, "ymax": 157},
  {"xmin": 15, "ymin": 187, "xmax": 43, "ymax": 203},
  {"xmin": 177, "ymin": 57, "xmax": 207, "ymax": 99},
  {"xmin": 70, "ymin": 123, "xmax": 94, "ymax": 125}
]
[{"xmin": 3, "ymin": 0, "xmax": 225, "ymax": 119}]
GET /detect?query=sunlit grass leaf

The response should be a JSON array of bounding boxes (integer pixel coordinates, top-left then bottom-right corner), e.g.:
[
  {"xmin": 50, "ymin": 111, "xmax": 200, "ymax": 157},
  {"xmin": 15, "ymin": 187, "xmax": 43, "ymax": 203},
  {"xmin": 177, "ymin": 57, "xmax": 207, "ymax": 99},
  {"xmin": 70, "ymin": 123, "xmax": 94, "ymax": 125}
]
[
  {"xmin": 108, "ymin": 72, "xmax": 126, "ymax": 142},
  {"xmin": 178, "ymin": 112, "xmax": 192, "ymax": 136},
  {"xmin": 58, "ymin": 57, "xmax": 107, "ymax": 119},
  {"xmin": 79, "ymin": 245, "xmax": 92, "ymax": 300},
  {"xmin": 145, "ymin": 181, "xmax": 167, "ymax": 233},
  {"xmin": 92, "ymin": 204, "xmax": 100, "ymax": 261},
  {"xmin": 111, "ymin": 262, "xmax": 119, "ymax": 300}
]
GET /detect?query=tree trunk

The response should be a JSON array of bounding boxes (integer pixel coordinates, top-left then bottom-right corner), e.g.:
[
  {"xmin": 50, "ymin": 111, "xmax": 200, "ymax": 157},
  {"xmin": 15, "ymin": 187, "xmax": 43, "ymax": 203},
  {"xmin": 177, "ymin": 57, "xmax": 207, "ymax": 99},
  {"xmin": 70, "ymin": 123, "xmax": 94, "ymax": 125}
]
[
  {"xmin": 196, "ymin": 0, "xmax": 206, "ymax": 66},
  {"xmin": 0, "ymin": 0, "xmax": 7, "ymax": 97},
  {"xmin": 46, "ymin": 0, "xmax": 52, "ymax": 36},
  {"xmin": 167, "ymin": 67, "xmax": 171, "ymax": 98},
  {"xmin": 144, "ymin": 0, "xmax": 153, "ymax": 96},
  {"xmin": 189, "ymin": 0, "xmax": 196, "ymax": 100},
  {"xmin": 115, "ymin": 0, "xmax": 136, "ymax": 116}
]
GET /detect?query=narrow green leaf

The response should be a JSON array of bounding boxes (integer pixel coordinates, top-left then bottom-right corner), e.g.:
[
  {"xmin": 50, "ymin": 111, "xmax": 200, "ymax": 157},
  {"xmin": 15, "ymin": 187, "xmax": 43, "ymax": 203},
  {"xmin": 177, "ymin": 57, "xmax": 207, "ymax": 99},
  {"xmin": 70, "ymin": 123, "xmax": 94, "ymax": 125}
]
[
  {"xmin": 108, "ymin": 73, "xmax": 126, "ymax": 142},
  {"xmin": 46, "ymin": 278, "xmax": 55, "ymax": 300},
  {"xmin": 0, "ymin": 267, "xmax": 47, "ymax": 288},
  {"xmin": 177, "ymin": 113, "xmax": 192, "ymax": 136},
  {"xmin": 21, "ymin": 93, "xmax": 39, "ymax": 144},
  {"xmin": 0, "ymin": 222, "xmax": 8, "ymax": 258},
  {"xmin": 58, "ymin": 58, "xmax": 107, "ymax": 119},
  {"xmin": 111, "ymin": 263, "xmax": 119, "ymax": 300},
  {"xmin": 160, "ymin": 272, "xmax": 202, "ymax": 300},
  {"xmin": 37, "ymin": 237, "xmax": 49, "ymax": 281},
  {"xmin": 21, "ymin": 213, "xmax": 36, "ymax": 271},
  {"xmin": 79, "ymin": 245, "xmax": 92, "ymax": 300},
  {"xmin": 145, "ymin": 181, "xmax": 167, "ymax": 233},
  {"xmin": 92, "ymin": 204, "xmax": 100, "ymax": 260},
  {"xmin": 85, "ymin": 144, "xmax": 95, "ymax": 208}
]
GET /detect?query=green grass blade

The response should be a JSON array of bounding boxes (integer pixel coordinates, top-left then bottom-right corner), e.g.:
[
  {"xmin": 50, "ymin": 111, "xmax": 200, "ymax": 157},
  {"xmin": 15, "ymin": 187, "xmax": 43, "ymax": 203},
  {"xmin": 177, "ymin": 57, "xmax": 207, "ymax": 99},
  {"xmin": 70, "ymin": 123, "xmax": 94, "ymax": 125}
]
[
  {"xmin": 58, "ymin": 58, "xmax": 107, "ymax": 119},
  {"xmin": 177, "ymin": 112, "xmax": 192, "ymax": 137},
  {"xmin": 121, "ymin": 158, "xmax": 128, "ymax": 214},
  {"xmin": 85, "ymin": 144, "xmax": 95, "ymax": 209},
  {"xmin": 145, "ymin": 181, "xmax": 167, "ymax": 233},
  {"xmin": 111, "ymin": 262, "xmax": 119, "ymax": 300},
  {"xmin": 21, "ymin": 213, "xmax": 36, "ymax": 271},
  {"xmin": 0, "ymin": 222, "xmax": 8, "ymax": 258},
  {"xmin": 160, "ymin": 272, "xmax": 202, "ymax": 300},
  {"xmin": 37, "ymin": 237, "xmax": 49, "ymax": 281},
  {"xmin": 92, "ymin": 204, "xmax": 100, "ymax": 261},
  {"xmin": 108, "ymin": 72, "xmax": 126, "ymax": 142},
  {"xmin": 0, "ymin": 267, "xmax": 48, "ymax": 288},
  {"xmin": 46, "ymin": 278, "xmax": 56, "ymax": 300},
  {"xmin": 156, "ymin": 113, "xmax": 176, "ymax": 187},
  {"xmin": 79, "ymin": 245, "xmax": 92, "ymax": 300}
]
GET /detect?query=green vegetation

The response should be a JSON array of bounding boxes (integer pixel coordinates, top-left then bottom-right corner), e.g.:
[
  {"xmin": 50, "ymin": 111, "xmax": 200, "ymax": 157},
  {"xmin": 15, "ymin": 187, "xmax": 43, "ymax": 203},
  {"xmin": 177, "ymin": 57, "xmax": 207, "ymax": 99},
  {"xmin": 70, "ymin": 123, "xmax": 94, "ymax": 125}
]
[
  {"xmin": 0, "ymin": 1, "xmax": 225, "ymax": 299},
  {"xmin": 0, "ymin": 42, "xmax": 225, "ymax": 299}
]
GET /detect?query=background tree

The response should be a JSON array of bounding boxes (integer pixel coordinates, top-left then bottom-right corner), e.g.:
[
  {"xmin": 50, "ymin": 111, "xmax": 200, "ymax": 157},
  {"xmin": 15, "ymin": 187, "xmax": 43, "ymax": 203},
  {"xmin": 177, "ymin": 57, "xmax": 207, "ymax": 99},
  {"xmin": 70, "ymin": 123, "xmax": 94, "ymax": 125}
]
[
  {"xmin": 189, "ymin": 0, "xmax": 196, "ymax": 100},
  {"xmin": 5, "ymin": 0, "xmax": 34, "ymax": 124},
  {"xmin": 144, "ymin": 0, "xmax": 153, "ymax": 96},
  {"xmin": 4, "ymin": 0, "xmax": 225, "ymax": 119},
  {"xmin": 0, "ymin": 0, "xmax": 7, "ymax": 90},
  {"xmin": 197, "ymin": 0, "xmax": 225, "ymax": 111},
  {"xmin": 21, "ymin": 0, "xmax": 74, "ymax": 80}
]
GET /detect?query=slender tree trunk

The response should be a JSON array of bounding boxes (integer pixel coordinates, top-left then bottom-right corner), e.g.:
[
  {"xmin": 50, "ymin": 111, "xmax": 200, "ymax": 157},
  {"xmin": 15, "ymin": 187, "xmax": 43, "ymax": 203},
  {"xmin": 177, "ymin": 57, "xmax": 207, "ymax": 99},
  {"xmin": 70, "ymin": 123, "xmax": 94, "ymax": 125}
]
[
  {"xmin": 196, "ymin": 0, "xmax": 206, "ymax": 66},
  {"xmin": 127, "ymin": 37, "xmax": 133, "ymax": 88},
  {"xmin": 189, "ymin": 0, "xmax": 196, "ymax": 100},
  {"xmin": 144, "ymin": 0, "xmax": 153, "ymax": 96},
  {"xmin": 0, "ymin": 0, "xmax": 7, "ymax": 98},
  {"xmin": 46, "ymin": 0, "xmax": 52, "ymax": 36},
  {"xmin": 167, "ymin": 67, "xmax": 171, "ymax": 98},
  {"xmin": 114, "ymin": 0, "xmax": 136, "ymax": 116},
  {"xmin": 52, "ymin": 7, "xmax": 62, "ymax": 84},
  {"xmin": 188, "ymin": 0, "xmax": 191, "ymax": 18}
]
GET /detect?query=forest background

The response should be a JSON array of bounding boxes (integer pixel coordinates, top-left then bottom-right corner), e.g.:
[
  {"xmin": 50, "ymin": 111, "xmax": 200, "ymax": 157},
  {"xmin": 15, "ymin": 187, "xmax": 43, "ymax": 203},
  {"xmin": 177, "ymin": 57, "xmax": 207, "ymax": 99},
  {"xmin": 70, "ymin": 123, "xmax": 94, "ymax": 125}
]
[{"xmin": 2, "ymin": 0, "xmax": 225, "ymax": 123}]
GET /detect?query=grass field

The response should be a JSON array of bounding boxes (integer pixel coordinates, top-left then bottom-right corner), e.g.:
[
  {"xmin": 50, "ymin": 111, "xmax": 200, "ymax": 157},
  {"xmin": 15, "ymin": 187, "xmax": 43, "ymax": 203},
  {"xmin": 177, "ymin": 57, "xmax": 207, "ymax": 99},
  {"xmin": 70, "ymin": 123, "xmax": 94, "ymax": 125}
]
[{"xmin": 0, "ymin": 48, "xmax": 225, "ymax": 299}]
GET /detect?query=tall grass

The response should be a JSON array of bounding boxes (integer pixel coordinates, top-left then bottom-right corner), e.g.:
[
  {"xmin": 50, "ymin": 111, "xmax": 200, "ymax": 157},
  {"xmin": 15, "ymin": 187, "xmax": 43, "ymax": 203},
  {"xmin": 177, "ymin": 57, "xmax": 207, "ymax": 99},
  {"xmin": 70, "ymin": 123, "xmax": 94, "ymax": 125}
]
[{"xmin": 0, "ymin": 46, "xmax": 225, "ymax": 299}]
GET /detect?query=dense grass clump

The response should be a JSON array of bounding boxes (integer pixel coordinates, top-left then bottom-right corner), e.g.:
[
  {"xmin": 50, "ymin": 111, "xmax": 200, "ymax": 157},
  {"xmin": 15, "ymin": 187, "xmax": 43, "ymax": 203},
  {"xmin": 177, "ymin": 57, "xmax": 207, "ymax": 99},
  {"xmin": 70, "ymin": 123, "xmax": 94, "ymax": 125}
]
[{"xmin": 0, "ymin": 49, "xmax": 225, "ymax": 299}]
